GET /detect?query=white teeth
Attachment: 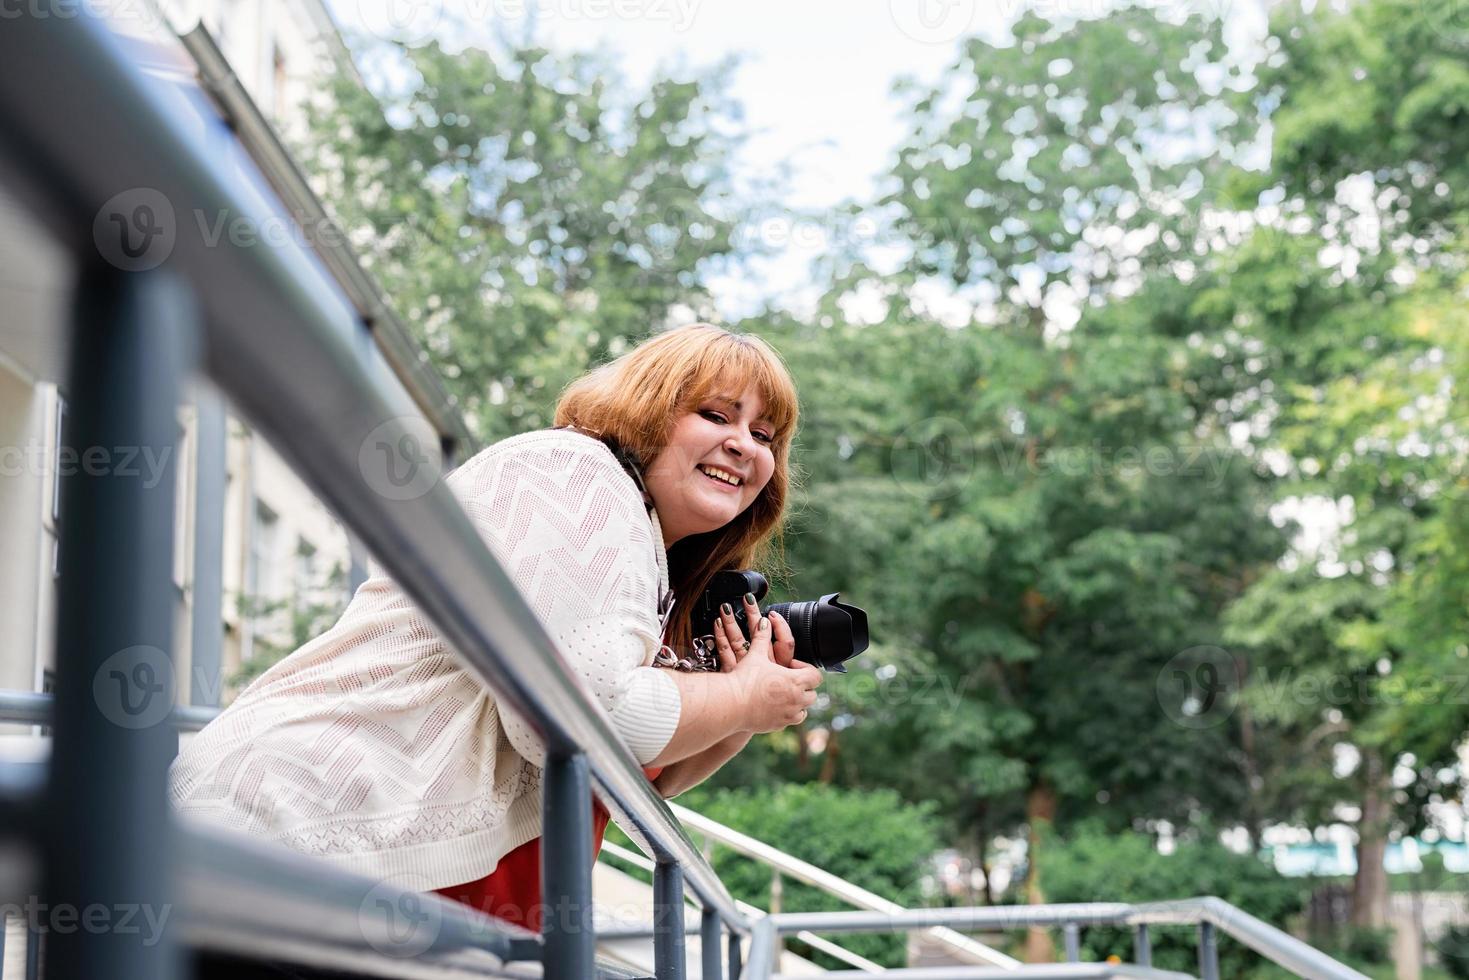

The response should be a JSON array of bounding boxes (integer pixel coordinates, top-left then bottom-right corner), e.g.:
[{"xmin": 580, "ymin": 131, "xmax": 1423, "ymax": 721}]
[{"xmin": 698, "ymin": 465, "xmax": 741, "ymax": 486}]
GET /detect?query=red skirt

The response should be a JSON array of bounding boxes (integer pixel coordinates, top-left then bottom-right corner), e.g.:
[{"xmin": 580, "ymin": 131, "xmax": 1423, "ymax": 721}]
[{"xmin": 434, "ymin": 766, "xmax": 664, "ymax": 932}]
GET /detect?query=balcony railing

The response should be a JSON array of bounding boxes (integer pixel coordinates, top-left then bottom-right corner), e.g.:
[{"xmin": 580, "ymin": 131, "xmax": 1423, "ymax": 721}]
[{"xmin": 0, "ymin": 8, "xmax": 1375, "ymax": 980}]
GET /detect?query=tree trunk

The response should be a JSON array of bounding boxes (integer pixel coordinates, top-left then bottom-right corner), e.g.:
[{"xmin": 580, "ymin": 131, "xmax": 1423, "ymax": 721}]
[
  {"xmin": 977, "ymin": 814, "xmax": 995, "ymax": 907},
  {"xmin": 818, "ymin": 730, "xmax": 838, "ymax": 784},
  {"xmin": 1352, "ymin": 749, "xmax": 1391, "ymax": 928},
  {"xmin": 1236, "ymin": 653, "xmax": 1264, "ymax": 853},
  {"xmin": 1023, "ymin": 779, "xmax": 1057, "ymax": 963}
]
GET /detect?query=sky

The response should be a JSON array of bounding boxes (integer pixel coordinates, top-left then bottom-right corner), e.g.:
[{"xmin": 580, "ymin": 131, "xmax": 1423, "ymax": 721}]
[{"xmin": 327, "ymin": 0, "xmax": 1272, "ymax": 319}]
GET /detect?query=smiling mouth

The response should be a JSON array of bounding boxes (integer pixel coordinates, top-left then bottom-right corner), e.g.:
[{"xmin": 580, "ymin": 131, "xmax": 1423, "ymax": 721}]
[{"xmin": 697, "ymin": 465, "xmax": 743, "ymax": 491}]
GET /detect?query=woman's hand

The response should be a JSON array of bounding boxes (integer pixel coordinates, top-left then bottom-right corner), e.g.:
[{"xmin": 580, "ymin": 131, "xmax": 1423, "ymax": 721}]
[
  {"xmin": 709, "ymin": 594, "xmax": 795, "ymax": 671},
  {"xmin": 727, "ymin": 614, "xmax": 822, "ymax": 733}
]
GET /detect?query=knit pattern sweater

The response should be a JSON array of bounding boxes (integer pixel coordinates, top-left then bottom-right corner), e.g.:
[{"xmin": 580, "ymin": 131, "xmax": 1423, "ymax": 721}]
[{"xmin": 167, "ymin": 428, "xmax": 683, "ymax": 889}]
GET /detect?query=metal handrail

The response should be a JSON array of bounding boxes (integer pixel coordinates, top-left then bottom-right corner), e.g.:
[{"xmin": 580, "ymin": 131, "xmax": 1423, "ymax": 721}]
[
  {"xmin": 740, "ymin": 901, "xmax": 1370, "ymax": 980},
  {"xmin": 598, "ymin": 839, "xmax": 886, "ymax": 972},
  {"xmin": 0, "ymin": 10, "xmax": 743, "ymax": 979},
  {"xmin": 1130, "ymin": 898, "xmax": 1367, "ymax": 980},
  {"xmin": 673, "ymin": 803, "xmax": 1018, "ymax": 970}
]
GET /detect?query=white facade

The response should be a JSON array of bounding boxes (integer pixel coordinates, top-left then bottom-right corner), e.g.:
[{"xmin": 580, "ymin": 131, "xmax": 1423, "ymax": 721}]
[{"xmin": 0, "ymin": 0, "xmax": 364, "ymax": 738}]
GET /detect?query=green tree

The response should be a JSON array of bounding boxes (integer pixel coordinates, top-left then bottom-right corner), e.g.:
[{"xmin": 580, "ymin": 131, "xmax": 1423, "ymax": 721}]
[
  {"xmin": 302, "ymin": 39, "xmax": 750, "ymax": 441},
  {"xmin": 1211, "ymin": 0, "xmax": 1469, "ymax": 929},
  {"xmin": 771, "ymin": 11, "xmax": 1280, "ymax": 959}
]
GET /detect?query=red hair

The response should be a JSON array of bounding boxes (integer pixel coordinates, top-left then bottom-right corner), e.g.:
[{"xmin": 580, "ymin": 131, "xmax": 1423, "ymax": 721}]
[{"xmin": 554, "ymin": 323, "xmax": 801, "ymax": 655}]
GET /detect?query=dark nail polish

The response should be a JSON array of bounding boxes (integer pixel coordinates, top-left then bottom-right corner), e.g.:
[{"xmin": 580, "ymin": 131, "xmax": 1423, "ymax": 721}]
[
  {"xmin": 744, "ymin": 592, "xmax": 756, "ymax": 605},
  {"xmin": 721, "ymin": 602, "xmax": 733, "ymax": 616}
]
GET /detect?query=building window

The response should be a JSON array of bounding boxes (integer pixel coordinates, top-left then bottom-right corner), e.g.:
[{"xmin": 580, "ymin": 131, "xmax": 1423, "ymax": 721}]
[
  {"xmin": 247, "ymin": 499, "xmax": 281, "ymax": 601},
  {"xmin": 294, "ymin": 536, "xmax": 317, "ymax": 598}
]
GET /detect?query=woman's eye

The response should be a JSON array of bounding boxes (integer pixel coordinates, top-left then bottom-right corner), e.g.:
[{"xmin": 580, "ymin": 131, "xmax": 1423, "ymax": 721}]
[
  {"xmin": 701, "ymin": 410, "xmax": 726, "ymax": 423},
  {"xmin": 754, "ymin": 431, "xmax": 773, "ymax": 443}
]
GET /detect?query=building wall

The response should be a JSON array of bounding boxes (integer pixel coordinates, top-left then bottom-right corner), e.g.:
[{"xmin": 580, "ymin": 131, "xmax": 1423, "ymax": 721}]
[{"xmin": 0, "ymin": 0, "xmax": 362, "ymax": 736}]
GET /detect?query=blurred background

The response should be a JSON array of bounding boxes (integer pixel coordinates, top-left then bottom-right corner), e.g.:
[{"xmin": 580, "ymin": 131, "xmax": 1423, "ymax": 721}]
[{"xmin": 3, "ymin": 0, "xmax": 1467, "ymax": 975}]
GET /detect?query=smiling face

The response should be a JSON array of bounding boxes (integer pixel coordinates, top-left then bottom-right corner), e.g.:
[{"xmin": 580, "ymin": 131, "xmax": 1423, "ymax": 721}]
[{"xmin": 644, "ymin": 383, "xmax": 778, "ymax": 548}]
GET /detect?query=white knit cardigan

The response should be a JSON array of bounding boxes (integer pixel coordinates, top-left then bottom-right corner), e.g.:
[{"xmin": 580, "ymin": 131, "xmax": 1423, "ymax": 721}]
[{"xmin": 167, "ymin": 428, "xmax": 684, "ymax": 889}]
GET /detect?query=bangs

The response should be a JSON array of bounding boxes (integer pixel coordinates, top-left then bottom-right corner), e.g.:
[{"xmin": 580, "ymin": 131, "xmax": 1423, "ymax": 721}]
[{"xmin": 679, "ymin": 335, "xmax": 799, "ymax": 442}]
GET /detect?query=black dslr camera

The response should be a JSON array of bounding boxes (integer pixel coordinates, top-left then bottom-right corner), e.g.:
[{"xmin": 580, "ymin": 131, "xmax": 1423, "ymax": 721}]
[{"xmin": 693, "ymin": 570, "xmax": 869, "ymax": 673}]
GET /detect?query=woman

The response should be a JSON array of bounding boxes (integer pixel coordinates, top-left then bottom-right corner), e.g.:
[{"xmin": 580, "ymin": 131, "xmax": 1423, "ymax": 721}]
[{"xmin": 168, "ymin": 322, "xmax": 823, "ymax": 932}]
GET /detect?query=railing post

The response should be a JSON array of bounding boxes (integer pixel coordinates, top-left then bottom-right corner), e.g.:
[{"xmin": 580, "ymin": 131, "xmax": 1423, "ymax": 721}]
[
  {"xmin": 770, "ymin": 868, "xmax": 783, "ymax": 959},
  {"xmin": 44, "ymin": 267, "xmax": 193, "ymax": 980},
  {"xmin": 1063, "ymin": 922, "xmax": 1080, "ymax": 962},
  {"xmin": 188, "ymin": 384, "xmax": 228, "ymax": 712},
  {"xmin": 727, "ymin": 925, "xmax": 743, "ymax": 980},
  {"xmin": 1198, "ymin": 920, "xmax": 1219, "ymax": 980},
  {"xmin": 701, "ymin": 906, "xmax": 723, "ymax": 980},
  {"xmin": 542, "ymin": 751, "xmax": 595, "ymax": 979},
  {"xmin": 654, "ymin": 860, "xmax": 687, "ymax": 980},
  {"xmin": 24, "ymin": 922, "xmax": 40, "ymax": 980},
  {"xmin": 1134, "ymin": 923, "xmax": 1151, "ymax": 966}
]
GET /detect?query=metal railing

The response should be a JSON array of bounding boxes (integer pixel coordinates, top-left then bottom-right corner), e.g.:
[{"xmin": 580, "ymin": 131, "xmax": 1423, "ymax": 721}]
[
  {"xmin": 738, "ymin": 901, "xmax": 1371, "ymax": 980},
  {"xmin": 0, "ymin": 9, "xmax": 745, "ymax": 979},
  {"xmin": 672, "ymin": 804, "xmax": 1018, "ymax": 970}
]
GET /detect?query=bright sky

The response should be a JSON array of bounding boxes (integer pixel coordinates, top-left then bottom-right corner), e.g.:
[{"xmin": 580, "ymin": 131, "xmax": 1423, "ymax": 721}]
[{"xmin": 329, "ymin": 0, "xmax": 1270, "ymax": 317}]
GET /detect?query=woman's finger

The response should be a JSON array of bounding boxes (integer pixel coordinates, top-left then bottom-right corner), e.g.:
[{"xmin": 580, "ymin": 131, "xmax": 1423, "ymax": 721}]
[
  {"xmin": 720, "ymin": 615, "xmax": 749, "ymax": 664},
  {"xmin": 769, "ymin": 611, "xmax": 796, "ymax": 668},
  {"xmin": 709, "ymin": 622, "xmax": 737, "ymax": 672},
  {"xmin": 742, "ymin": 593, "xmax": 762, "ymax": 645},
  {"xmin": 719, "ymin": 602, "xmax": 749, "ymax": 661},
  {"xmin": 749, "ymin": 614, "xmax": 774, "ymax": 658}
]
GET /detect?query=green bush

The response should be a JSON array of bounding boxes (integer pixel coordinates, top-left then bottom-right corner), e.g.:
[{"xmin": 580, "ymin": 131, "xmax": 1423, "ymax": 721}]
[
  {"xmin": 614, "ymin": 784, "xmax": 942, "ymax": 969},
  {"xmin": 1039, "ymin": 822, "xmax": 1307, "ymax": 979},
  {"xmin": 1328, "ymin": 926, "xmax": 1393, "ymax": 966}
]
